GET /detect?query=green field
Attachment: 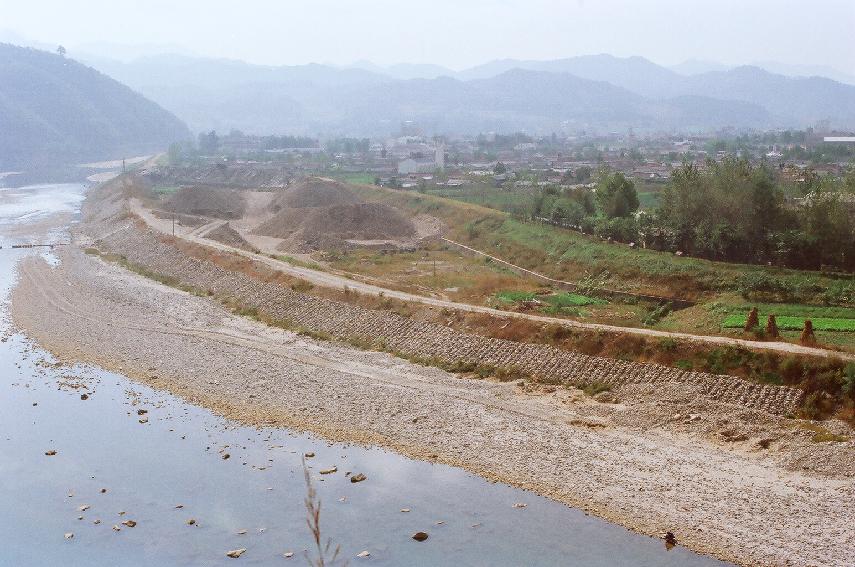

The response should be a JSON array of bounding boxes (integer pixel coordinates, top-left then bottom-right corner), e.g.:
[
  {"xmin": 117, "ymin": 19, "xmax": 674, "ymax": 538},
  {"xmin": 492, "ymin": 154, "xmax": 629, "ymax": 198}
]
[
  {"xmin": 332, "ymin": 173, "xmax": 376, "ymax": 185},
  {"xmin": 723, "ymin": 314, "xmax": 855, "ymax": 332},
  {"xmin": 152, "ymin": 185, "xmax": 180, "ymax": 195},
  {"xmin": 494, "ymin": 290, "xmax": 607, "ymax": 317}
]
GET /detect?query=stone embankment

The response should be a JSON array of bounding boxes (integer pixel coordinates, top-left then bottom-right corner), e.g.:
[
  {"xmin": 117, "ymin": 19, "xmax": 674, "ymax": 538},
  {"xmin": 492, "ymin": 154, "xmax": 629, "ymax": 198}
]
[{"xmin": 94, "ymin": 224, "xmax": 804, "ymax": 415}]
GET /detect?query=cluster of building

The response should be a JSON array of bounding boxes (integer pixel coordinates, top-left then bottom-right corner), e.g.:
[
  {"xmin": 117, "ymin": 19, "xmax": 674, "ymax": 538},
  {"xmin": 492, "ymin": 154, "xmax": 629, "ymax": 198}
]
[{"xmin": 189, "ymin": 123, "xmax": 855, "ymax": 192}]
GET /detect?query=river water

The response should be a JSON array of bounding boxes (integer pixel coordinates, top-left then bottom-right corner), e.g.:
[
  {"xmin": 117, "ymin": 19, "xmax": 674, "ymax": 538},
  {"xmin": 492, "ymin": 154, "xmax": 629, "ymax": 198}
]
[{"xmin": 0, "ymin": 183, "xmax": 730, "ymax": 566}]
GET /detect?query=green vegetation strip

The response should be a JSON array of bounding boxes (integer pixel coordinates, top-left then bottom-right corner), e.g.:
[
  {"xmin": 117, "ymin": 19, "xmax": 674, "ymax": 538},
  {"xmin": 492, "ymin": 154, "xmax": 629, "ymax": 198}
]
[{"xmin": 723, "ymin": 314, "xmax": 855, "ymax": 332}]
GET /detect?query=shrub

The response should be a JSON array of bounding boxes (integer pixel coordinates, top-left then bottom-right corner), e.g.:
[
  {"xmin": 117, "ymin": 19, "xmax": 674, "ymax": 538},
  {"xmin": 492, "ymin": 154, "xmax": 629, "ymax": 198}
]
[
  {"xmin": 581, "ymin": 381, "xmax": 612, "ymax": 396},
  {"xmin": 843, "ymin": 363, "xmax": 855, "ymax": 399}
]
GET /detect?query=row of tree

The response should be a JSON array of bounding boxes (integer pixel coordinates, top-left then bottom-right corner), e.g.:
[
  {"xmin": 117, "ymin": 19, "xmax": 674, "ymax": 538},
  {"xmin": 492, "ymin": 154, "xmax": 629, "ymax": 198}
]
[{"xmin": 516, "ymin": 158, "xmax": 855, "ymax": 271}]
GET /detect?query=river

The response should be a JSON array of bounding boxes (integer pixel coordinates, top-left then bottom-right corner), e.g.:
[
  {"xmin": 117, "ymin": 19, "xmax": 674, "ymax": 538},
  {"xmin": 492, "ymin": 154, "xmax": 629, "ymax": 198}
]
[{"xmin": 0, "ymin": 182, "xmax": 730, "ymax": 566}]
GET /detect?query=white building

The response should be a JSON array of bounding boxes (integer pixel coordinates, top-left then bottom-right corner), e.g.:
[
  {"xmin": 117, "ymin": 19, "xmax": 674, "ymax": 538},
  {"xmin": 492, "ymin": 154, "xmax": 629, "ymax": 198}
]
[{"xmin": 397, "ymin": 143, "xmax": 445, "ymax": 175}]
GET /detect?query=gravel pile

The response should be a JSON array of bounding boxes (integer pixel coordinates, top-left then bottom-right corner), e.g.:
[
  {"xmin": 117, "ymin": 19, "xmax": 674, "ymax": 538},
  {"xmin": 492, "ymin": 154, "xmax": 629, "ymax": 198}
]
[
  {"xmin": 166, "ymin": 186, "xmax": 246, "ymax": 219},
  {"xmin": 203, "ymin": 223, "xmax": 256, "ymax": 252},
  {"xmin": 254, "ymin": 178, "xmax": 416, "ymax": 251}
]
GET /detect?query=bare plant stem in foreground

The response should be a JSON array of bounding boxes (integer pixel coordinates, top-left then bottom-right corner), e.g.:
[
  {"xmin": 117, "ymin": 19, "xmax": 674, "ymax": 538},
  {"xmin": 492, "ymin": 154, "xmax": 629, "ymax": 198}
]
[{"xmin": 303, "ymin": 457, "xmax": 347, "ymax": 567}]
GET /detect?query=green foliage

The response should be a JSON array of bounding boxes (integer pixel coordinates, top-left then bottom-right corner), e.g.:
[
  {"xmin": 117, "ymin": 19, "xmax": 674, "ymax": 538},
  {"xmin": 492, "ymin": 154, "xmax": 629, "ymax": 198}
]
[
  {"xmin": 642, "ymin": 303, "xmax": 672, "ymax": 326},
  {"xmin": 595, "ymin": 171, "xmax": 639, "ymax": 218},
  {"xmin": 659, "ymin": 158, "xmax": 854, "ymax": 270}
]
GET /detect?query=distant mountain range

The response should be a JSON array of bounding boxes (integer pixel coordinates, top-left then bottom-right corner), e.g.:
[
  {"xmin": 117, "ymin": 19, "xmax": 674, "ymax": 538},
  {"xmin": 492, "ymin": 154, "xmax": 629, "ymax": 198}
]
[
  {"xmin": 78, "ymin": 52, "xmax": 855, "ymax": 136},
  {"xmin": 0, "ymin": 43, "xmax": 190, "ymax": 171},
  {"xmin": 3, "ymin": 36, "xmax": 854, "ymax": 142}
]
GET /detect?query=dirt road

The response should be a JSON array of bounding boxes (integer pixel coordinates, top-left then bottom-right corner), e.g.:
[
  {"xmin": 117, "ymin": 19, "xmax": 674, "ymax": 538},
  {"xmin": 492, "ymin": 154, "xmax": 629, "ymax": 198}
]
[{"xmin": 126, "ymin": 199, "xmax": 854, "ymax": 362}]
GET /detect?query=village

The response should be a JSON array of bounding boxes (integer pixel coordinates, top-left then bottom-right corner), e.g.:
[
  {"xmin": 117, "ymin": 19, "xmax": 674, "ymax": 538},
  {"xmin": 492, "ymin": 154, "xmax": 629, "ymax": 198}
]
[{"xmin": 173, "ymin": 124, "xmax": 855, "ymax": 196}]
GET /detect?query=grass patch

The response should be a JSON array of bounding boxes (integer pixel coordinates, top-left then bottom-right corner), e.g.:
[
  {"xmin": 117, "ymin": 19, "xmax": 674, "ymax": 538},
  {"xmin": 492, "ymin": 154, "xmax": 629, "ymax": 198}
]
[
  {"xmin": 796, "ymin": 422, "xmax": 850, "ymax": 443},
  {"xmin": 581, "ymin": 381, "xmax": 612, "ymax": 396}
]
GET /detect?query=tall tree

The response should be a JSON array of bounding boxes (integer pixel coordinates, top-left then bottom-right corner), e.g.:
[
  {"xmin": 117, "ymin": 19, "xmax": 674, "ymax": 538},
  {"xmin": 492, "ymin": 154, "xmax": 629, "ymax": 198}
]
[{"xmin": 596, "ymin": 172, "xmax": 639, "ymax": 218}]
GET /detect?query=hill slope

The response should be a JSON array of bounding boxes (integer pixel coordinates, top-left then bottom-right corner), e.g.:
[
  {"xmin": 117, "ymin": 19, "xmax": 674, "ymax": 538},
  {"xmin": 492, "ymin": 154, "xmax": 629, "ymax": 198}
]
[{"xmin": 0, "ymin": 43, "xmax": 190, "ymax": 170}]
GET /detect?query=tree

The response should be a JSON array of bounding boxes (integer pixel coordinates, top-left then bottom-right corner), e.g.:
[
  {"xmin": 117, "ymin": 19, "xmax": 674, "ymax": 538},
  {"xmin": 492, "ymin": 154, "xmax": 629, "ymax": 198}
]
[
  {"xmin": 575, "ymin": 166, "xmax": 592, "ymax": 182},
  {"xmin": 167, "ymin": 142, "xmax": 185, "ymax": 165},
  {"xmin": 493, "ymin": 161, "xmax": 507, "ymax": 175},
  {"xmin": 56, "ymin": 45, "xmax": 67, "ymax": 57},
  {"xmin": 596, "ymin": 172, "xmax": 639, "ymax": 218},
  {"xmin": 198, "ymin": 130, "xmax": 219, "ymax": 155}
]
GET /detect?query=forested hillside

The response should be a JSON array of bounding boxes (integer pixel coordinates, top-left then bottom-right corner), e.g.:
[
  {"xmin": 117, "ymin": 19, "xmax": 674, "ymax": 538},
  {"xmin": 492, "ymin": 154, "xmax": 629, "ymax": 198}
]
[{"xmin": 0, "ymin": 43, "xmax": 189, "ymax": 170}]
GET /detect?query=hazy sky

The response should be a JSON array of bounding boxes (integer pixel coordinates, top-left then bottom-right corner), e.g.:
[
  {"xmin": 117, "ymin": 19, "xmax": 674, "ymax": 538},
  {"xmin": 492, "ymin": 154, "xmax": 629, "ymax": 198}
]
[{"xmin": 2, "ymin": 0, "xmax": 853, "ymax": 72}]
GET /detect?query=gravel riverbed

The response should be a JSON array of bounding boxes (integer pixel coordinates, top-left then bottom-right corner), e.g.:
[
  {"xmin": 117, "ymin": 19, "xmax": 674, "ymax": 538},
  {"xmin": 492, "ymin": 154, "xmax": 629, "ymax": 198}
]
[{"xmin": 11, "ymin": 246, "xmax": 855, "ymax": 567}]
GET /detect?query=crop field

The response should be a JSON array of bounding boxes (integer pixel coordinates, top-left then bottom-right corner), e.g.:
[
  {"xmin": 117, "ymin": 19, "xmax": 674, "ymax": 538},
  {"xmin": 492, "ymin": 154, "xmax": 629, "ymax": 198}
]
[
  {"xmin": 723, "ymin": 314, "xmax": 855, "ymax": 332},
  {"xmin": 495, "ymin": 290, "xmax": 608, "ymax": 316}
]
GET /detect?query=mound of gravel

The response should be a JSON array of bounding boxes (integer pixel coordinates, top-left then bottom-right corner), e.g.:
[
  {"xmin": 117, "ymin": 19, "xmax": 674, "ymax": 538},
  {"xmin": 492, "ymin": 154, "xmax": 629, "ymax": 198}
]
[
  {"xmin": 303, "ymin": 203, "xmax": 415, "ymax": 240},
  {"xmin": 254, "ymin": 202, "xmax": 416, "ymax": 250},
  {"xmin": 270, "ymin": 178, "xmax": 358, "ymax": 211},
  {"xmin": 203, "ymin": 222, "xmax": 256, "ymax": 252},
  {"xmin": 167, "ymin": 186, "xmax": 246, "ymax": 219}
]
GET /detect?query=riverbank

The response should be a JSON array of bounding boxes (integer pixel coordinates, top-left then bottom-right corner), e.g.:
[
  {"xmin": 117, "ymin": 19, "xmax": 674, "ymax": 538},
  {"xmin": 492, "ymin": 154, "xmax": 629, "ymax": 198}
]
[
  {"xmin": 11, "ymin": 238, "xmax": 855, "ymax": 565},
  {"xmin": 3, "ymin": 183, "xmax": 736, "ymax": 566}
]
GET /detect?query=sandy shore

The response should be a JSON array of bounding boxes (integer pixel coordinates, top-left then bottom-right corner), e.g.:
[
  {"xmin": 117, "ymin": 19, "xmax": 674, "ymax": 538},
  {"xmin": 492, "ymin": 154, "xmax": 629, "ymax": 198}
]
[{"xmin": 10, "ymin": 244, "xmax": 855, "ymax": 567}]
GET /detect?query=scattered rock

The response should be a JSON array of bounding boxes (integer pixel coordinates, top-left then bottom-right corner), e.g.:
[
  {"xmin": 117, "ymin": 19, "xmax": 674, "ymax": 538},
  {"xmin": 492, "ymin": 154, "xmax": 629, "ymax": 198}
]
[
  {"xmin": 93, "ymin": 519, "xmax": 101, "ymax": 525},
  {"xmin": 45, "ymin": 450, "xmax": 57, "ymax": 456},
  {"xmin": 100, "ymin": 488, "xmax": 107, "ymax": 494},
  {"xmin": 64, "ymin": 533, "xmax": 73, "ymax": 539},
  {"xmin": 663, "ymin": 531, "xmax": 677, "ymax": 549},
  {"xmin": 78, "ymin": 505, "xmax": 90, "ymax": 512},
  {"xmin": 304, "ymin": 452, "xmax": 315, "ymax": 458},
  {"xmin": 350, "ymin": 473, "xmax": 367, "ymax": 483},
  {"xmin": 411, "ymin": 531, "xmax": 429, "ymax": 542},
  {"xmin": 80, "ymin": 394, "xmax": 89, "ymax": 400},
  {"xmin": 236, "ymin": 529, "xmax": 247, "ymax": 535},
  {"xmin": 283, "ymin": 551, "xmax": 294, "ymax": 558},
  {"xmin": 356, "ymin": 550, "xmax": 370, "ymax": 558},
  {"xmin": 121, "ymin": 520, "xmax": 137, "ymax": 528},
  {"xmin": 186, "ymin": 519, "xmax": 196, "ymax": 526},
  {"xmin": 400, "ymin": 508, "xmax": 411, "ymax": 513},
  {"xmin": 222, "ymin": 453, "xmax": 231, "ymax": 460},
  {"xmin": 112, "ymin": 525, "xmax": 121, "ymax": 532},
  {"xmin": 137, "ymin": 409, "xmax": 148, "ymax": 415},
  {"xmin": 319, "ymin": 466, "xmax": 337, "ymax": 474},
  {"xmin": 226, "ymin": 548, "xmax": 247, "ymax": 558},
  {"xmin": 512, "ymin": 502, "xmax": 527, "ymax": 508},
  {"xmin": 138, "ymin": 417, "xmax": 148, "ymax": 424}
]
